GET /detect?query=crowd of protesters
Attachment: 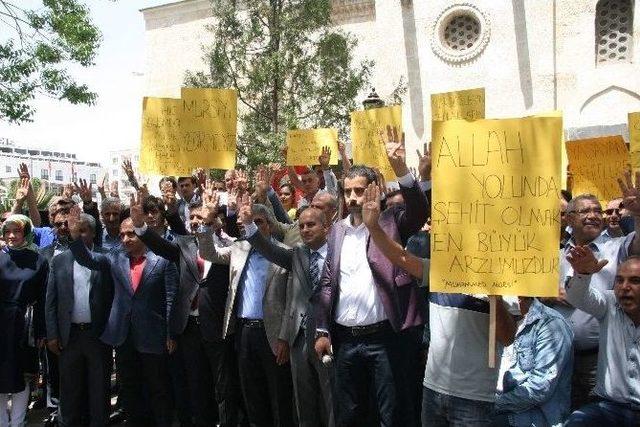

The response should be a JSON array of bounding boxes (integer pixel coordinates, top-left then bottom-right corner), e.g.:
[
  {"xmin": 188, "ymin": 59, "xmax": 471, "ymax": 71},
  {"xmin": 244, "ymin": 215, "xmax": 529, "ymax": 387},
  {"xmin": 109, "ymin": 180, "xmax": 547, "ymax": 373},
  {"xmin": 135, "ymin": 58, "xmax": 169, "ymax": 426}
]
[{"xmin": 0, "ymin": 128, "xmax": 638, "ymax": 427}]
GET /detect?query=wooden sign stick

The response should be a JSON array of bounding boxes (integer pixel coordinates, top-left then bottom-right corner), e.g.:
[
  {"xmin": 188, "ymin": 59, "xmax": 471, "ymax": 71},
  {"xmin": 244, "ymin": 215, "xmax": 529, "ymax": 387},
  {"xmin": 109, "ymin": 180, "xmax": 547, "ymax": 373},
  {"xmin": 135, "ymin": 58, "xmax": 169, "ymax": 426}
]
[{"xmin": 488, "ymin": 295, "xmax": 497, "ymax": 368}]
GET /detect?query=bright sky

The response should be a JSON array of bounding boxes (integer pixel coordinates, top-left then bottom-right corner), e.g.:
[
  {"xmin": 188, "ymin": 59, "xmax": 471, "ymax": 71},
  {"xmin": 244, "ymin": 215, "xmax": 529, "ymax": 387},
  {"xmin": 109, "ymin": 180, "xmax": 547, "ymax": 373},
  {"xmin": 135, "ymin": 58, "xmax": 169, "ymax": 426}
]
[{"xmin": 0, "ymin": 0, "xmax": 170, "ymax": 164}]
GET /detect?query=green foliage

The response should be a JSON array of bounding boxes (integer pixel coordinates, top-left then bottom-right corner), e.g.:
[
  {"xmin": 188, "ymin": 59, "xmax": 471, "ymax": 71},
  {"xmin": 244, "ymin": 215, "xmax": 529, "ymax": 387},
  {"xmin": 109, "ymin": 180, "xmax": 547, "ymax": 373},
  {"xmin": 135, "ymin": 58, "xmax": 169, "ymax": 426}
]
[
  {"xmin": 0, "ymin": 0, "xmax": 102, "ymax": 123},
  {"xmin": 0, "ymin": 177, "xmax": 56, "ymax": 213},
  {"xmin": 184, "ymin": 0, "xmax": 372, "ymax": 168}
]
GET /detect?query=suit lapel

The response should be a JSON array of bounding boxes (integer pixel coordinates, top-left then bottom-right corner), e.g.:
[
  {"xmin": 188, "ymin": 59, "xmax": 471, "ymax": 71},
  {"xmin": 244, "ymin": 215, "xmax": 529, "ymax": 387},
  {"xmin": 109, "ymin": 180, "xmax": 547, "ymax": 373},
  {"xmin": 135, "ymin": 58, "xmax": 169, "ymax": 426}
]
[
  {"xmin": 295, "ymin": 247, "xmax": 312, "ymax": 295},
  {"xmin": 118, "ymin": 253, "xmax": 134, "ymax": 295},
  {"xmin": 331, "ymin": 222, "xmax": 346, "ymax": 280},
  {"xmin": 137, "ymin": 252, "xmax": 160, "ymax": 293},
  {"xmin": 183, "ymin": 238, "xmax": 201, "ymax": 282}
]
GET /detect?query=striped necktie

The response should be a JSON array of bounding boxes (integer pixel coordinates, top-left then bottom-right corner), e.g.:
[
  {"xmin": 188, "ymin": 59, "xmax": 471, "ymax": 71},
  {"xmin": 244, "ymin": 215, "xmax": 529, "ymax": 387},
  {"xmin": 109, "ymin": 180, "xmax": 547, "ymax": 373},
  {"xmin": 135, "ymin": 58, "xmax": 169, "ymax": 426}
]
[{"xmin": 309, "ymin": 250, "xmax": 321, "ymax": 291}]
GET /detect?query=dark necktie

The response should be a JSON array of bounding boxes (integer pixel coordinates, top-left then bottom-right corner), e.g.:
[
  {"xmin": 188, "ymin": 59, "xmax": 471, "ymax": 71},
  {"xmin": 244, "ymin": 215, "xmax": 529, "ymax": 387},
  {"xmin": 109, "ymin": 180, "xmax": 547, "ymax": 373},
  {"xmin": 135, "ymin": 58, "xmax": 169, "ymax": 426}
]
[{"xmin": 309, "ymin": 250, "xmax": 321, "ymax": 292}]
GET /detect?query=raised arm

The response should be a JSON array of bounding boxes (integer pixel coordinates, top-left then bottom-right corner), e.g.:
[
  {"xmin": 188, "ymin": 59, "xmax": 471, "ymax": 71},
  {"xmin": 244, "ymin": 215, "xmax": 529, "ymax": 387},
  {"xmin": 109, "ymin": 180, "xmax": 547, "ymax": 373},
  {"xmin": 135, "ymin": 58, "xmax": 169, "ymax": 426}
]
[
  {"xmin": 564, "ymin": 245, "xmax": 610, "ymax": 320},
  {"xmin": 196, "ymin": 193, "xmax": 232, "ymax": 264},
  {"xmin": 318, "ymin": 146, "xmax": 338, "ymax": 196},
  {"xmin": 129, "ymin": 192, "xmax": 181, "ymax": 263},
  {"xmin": 362, "ymin": 183, "xmax": 424, "ymax": 279},
  {"xmin": 68, "ymin": 207, "xmax": 110, "ymax": 271},
  {"xmin": 619, "ymin": 170, "xmax": 640, "ymax": 255},
  {"xmin": 338, "ymin": 141, "xmax": 351, "ymax": 173}
]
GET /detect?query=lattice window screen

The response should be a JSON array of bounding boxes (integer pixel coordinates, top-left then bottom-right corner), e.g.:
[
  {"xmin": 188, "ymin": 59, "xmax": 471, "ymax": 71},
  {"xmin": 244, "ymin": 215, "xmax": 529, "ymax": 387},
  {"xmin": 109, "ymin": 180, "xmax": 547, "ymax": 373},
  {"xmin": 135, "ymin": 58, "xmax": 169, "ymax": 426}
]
[
  {"xmin": 596, "ymin": 0, "xmax": 634, "ymax": 64},
  {"xmin": 443, "ymin": 14, "xmax": 481, "ymax": 52}
]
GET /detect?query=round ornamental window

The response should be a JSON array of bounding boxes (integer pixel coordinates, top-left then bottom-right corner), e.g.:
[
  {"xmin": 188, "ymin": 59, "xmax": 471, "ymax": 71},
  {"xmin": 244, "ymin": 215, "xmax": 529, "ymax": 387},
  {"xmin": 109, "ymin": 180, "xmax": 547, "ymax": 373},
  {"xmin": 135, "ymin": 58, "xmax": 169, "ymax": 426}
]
[
  {"xmin": 443, "ymin": 14, "xmax": 481, "ymax": 51},
  {"xmin": 431, "ymin": 4, "xmax": 491, "ymax": 64},
  {"xmin": 595, "ymin": 0, "xmax": 633, "ymax": 64}
]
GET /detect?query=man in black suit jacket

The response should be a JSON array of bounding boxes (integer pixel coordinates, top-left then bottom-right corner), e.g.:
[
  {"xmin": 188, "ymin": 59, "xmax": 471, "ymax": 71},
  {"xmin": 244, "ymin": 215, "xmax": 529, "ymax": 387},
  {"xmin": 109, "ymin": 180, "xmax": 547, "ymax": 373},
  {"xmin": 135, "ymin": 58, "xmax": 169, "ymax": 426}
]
[
  {"xmin": 45, "ymin": 213, "xmax": 114, "ymax": 426},
  {"xmin": 130, "ymin": 193, "xmax": 244, "ymax": 427}
]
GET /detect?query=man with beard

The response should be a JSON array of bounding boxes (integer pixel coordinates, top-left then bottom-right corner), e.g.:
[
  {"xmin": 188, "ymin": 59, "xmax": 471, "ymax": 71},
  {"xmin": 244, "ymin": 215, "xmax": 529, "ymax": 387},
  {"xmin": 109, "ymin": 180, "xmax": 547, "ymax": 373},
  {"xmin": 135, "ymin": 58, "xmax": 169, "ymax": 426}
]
[
  {"xmin": 547, "ymin": 174, "xmax": 640, "ymax": 410},
  {"xmin": 603, "ymin": 197, "xmax": 629, "ymax": 238}
]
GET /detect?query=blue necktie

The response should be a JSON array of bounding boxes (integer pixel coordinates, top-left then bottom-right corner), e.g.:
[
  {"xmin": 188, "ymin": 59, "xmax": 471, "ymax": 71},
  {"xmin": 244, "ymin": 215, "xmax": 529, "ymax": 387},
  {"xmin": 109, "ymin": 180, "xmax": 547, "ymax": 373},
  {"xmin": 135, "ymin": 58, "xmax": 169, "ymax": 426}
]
[{"xmin": 309, "ymin": 250, "xmax": 321, "ymax": 292}]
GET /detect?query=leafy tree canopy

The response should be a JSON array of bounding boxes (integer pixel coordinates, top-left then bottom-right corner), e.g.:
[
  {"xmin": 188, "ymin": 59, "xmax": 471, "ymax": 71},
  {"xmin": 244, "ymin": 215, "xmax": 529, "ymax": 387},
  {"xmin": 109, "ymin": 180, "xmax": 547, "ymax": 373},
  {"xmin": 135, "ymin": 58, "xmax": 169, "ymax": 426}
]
[
  {"xmin": 185, "ymin": 0, "xmax": 373, "ymax": 167},
  {"xmin": 0, "ymin": 0, "xmax": 101, "ymax": 123}
]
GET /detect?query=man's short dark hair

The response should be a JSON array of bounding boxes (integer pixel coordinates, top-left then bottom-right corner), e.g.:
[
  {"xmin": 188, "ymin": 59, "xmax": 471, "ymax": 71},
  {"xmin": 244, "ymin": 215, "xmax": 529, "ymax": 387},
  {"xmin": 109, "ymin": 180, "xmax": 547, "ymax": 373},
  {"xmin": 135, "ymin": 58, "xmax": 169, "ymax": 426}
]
[
  {"xmin": 345, "ymin": 165, "xmax": 378, "ymax": 185},
  {"xmin": 159, "ymin": 176, "xmax": 178, "ymax": 190},
  {"xmin": 188, "ymin": 200, "xmax": 203, "ymax": 210},
  {"xmin": 143, "ymin": 196, "xmax": 166, "ymax": 219},
  {"xmin": 178, "ymin": 176, "xmax": 198, "ymax": 185}
]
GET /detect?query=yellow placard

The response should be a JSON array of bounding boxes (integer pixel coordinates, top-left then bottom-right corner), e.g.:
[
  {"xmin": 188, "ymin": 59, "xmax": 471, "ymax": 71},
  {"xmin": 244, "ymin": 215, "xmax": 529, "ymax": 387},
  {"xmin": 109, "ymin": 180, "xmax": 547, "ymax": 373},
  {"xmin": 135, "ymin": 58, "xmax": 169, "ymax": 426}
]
[
  {"xmin": 139, "ymin": 97, "xmax": 184, "ymax": 175},
  {"xmin": 629, "ymin": 112, "xmax": 640, "ymax": 171},
  {"xmin": 566, "ymin": 136, "xmax": 629, "ymax": 204},
  {"xmin": 286, "ymin": 128, "xmax": 338, "ymax": 166},
  {"xmin": 139, "ymin": 88, "xmax": 237, "ymax": 176},
  {"xmin": 180, "ymin": 87, "xmax": 237, "ymax": 170},
  {"xmin": 431, "ymin": 88, "xmax": 485, "ymax": 121},
  {"xmin": 350, "ymin": 105, "xmax": 400, "ymax": 181},
  {"xmin": 430, "ymin": 116, "xmax": 562, "ymax": 297},
  {"xmin": 531, "ymin": 111, "xmax": 567, "ymax": 189}
]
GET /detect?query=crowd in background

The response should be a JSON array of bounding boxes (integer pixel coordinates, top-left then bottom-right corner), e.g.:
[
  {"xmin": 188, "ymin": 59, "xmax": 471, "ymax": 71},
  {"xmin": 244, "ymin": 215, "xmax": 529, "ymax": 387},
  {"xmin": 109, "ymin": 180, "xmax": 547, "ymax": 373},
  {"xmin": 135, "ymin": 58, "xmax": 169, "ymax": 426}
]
[{"xmin": 0, "ymin": 129, "xmax": 639, "ymax": 427}]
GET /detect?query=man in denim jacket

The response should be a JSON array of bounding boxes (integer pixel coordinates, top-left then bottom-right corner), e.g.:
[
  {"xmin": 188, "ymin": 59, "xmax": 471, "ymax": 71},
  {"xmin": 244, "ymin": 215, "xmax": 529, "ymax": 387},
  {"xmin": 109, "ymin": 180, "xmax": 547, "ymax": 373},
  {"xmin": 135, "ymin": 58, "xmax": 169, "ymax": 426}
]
[{"xmin": 493, "ymin": 297, "xmax": 574, "ymax": 426}]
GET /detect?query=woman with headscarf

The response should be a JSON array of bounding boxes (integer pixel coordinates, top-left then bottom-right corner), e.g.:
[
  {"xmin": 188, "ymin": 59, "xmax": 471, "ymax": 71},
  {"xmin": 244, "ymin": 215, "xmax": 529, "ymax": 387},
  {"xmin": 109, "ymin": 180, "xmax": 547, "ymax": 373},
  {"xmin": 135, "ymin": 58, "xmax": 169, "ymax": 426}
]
[{"xmin": 0, "ymin": 214, "xmax": 48, "ymax": 426}]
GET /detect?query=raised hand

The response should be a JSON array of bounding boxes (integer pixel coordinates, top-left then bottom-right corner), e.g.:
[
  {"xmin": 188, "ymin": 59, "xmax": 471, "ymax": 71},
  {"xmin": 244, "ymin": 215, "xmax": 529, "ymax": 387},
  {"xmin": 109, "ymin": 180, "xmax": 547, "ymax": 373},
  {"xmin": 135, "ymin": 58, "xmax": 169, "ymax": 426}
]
[
  {"xmin": 109, "ymin": 181, "xmax": 119, "ymax": 198},
  {"xmin": 254, "ymin": 165, "xmax": 273, "ymax": 196},
  {"xmin": 373, "ymin": 168, "xmax": 387, "ymax": 198},
  {"xmin": 417, "ymin": 142, "xmax": 431, "ymax": 181},
  {"xmin": 338, "ymin": 141, "xmax": 346, "ymax": 157},
  {"xmin": 618, "ymin": 170, "xmax": 640, "ymax": 217},
  {"xmin": 566, "ymin": 245, "xmax": 608, "ymax": 275},
  {"xmin": 18, "ymin": 163, "xmax": 30, "ymax": 180},
  {"xmin": 318, "ymin": 146, "xmax": 332, "ymax": 171},
  {"xmin": 67, "ymin": 205, "xmax": 83, "ymax": 240},
  {"xmin": 379, "ymin": 125, "xmax": 409, "ymax": 177},
  {"xmin": 138, "ymin": 183, "xmax": 150, "ymax": 201},
  {"xmin": 362, "ymin": 182, "xmax": 381, "ymax": 229},
  {"xmin": 160, "ymin": 180, "xmax": 177, "ymax": 212},
  {"xmin": 195, "ymin": 168, "xmax": 207, "ymax": 189},
  {"xmin": 73, "ymin": 178, "xmax": 93, "ymax": 204},
  {"xmin": 14, "ymin": 177, "xmax": 30, "ymax": 204},
  {"xmin": 202, "ymin": 188, "xmax": 220, "ymax": 224},
  {"xmin": 234, "ymin": 169, "xmax": 248, "ymax": 196},
  {"xmin": 97, "ymin": 174, "xmax": 107, "ymax": 199},
  {"xmin": 122, "ymin": 159, "xmax": 139, "ymax": 190},
  {"xmin": 129, "ymin": 192, "xmax": 146, "ymax": 228},
  {"xmin": 238, "ymin": 193, "xmax": 254, "ymax": 225}
]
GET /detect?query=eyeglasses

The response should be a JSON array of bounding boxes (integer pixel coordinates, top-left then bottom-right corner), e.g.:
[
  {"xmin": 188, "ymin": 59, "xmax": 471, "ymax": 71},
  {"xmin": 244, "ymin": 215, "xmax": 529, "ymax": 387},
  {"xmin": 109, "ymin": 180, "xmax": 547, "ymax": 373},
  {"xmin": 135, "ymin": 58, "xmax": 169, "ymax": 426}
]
[
  {"xmin": 53, "ymin": 221, "xmax": 69, "ymax": 228},
  {"xmin": 568, "ymin": 207, "xmax": 603, "ymax": 217},
  {"xmin": 604, "ymin": 208, "xmax": 622, "ymax": 216}
]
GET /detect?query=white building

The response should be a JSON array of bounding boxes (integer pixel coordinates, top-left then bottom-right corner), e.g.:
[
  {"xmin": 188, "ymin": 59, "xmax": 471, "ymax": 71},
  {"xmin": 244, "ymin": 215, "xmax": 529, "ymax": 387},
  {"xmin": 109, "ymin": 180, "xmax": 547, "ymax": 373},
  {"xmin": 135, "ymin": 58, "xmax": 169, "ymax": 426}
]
[
  {"xmin": 108, "ymin": 148, "xmax": 142, "ymax": 199},
  {"xmin": 0, "ymin": 137, "xmax": 103, "ymax": 190},
  {"xmin": 140, "ymin": 0, "xmax": 640, "ymax": 160}
]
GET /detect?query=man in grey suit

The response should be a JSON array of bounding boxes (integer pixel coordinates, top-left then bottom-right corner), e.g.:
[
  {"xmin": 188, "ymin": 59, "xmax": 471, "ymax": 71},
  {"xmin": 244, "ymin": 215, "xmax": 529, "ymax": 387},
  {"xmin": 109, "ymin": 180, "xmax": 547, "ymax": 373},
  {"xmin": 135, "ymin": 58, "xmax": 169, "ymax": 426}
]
[
  {"xmin": 198, "ymin": 199, "xmax": 294, "ymax": 427},
  {"xmin": 243, "ymin": 203, "xmax": 334, "ymax": 427},
  {"xmin": 67, "ymin": 211, "xmax": 178, "ymax": 427},
  {"xmin": 45, "ymin": 213, "xmax": 114, "ymax": 427}
]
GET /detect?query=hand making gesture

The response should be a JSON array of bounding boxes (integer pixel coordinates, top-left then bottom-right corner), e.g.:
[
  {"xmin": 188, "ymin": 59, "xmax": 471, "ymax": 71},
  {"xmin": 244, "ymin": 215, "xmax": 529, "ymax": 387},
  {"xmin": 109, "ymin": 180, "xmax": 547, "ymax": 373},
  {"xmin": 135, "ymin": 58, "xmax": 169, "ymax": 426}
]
[
  {"xmin": 129, "ymin": 192, "xmax": 146, "ymax": 228},
  {"xmin": 566, "ymin": 245, "xmax": 608, "ymax": 275},
  {"xmin": 73, "ymin": 178, "xmax": 93, "ymax": 204},
  {"xmin": 14, "ymin": 177, "xmax": 30, "ymax": 205},
  {"xmin": 318, "ymin": 146, "xmax": 332, "ymax": 171},
  {"xmin": 416, "ymin": 142, "xmax": 431, "ymax": 181},
  {"xmin": 362, "ymin": 182, "xmax": 382, "ymax": 230},
  {"xmin": 238, "ymin": 193, "xmax": 254, "ymax": 225},
  {"xmin": 618, "ymin": 170, "xmax": 640, "ymax": 217},
  {"xmin": 379, "ymin": 125, "xmax": 409, "ymax": 177},
  {"xmin": 202, "ymin": 186, "xmax": 220, "ymax": 225}
]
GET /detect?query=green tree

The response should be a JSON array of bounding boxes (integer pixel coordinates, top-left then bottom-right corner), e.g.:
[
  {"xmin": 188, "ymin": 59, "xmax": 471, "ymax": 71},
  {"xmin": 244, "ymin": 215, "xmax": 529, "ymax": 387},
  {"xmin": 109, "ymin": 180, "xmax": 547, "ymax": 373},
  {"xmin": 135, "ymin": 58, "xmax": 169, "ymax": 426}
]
[
  {"xmin": 0, "ymin": 0, "xmax": 101, "ymax": 123},
  {"xmin": 184, "ymin": 0, "xmax": 372, "ymax": 167}
]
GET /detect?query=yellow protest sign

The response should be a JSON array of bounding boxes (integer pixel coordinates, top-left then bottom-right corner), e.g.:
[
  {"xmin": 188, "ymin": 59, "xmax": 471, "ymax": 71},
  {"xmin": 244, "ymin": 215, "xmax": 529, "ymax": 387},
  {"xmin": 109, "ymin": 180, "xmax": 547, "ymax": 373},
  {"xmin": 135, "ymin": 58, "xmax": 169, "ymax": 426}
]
[
  {"xmin": 351, "ymin": 105, "xmax": 400, "ymax": 181},
  {"xmin": 431, "ymin": 88, "xmax": 485, "ymax": 121},
  {"xmin": 531, "ymin": 111, "xmax": 567, "ymax": 189},
  {"xmin": 566, "ymin": 136, "xmax": 629, "ymax": 204},
  {"xmin": 629, "ymin": 112, "xmax": 640, "ymax": 171},
  {"xmin": 139, "ymin": 88, "xmax": 237, "ymax": 176},
  {"xmin": 430, "ymin": 116, "xmax": 562, "ymax": 297},
  {"xmin": 139, "ymin": 97, "xmax": 184, "ymax": 175},
  {"xmin": 180, "ymin": 87, "xmax": 237, "ymax": 170},
  {"xmin": 286, "ymin": 128, "xmax": 338, "ymax": 166}
]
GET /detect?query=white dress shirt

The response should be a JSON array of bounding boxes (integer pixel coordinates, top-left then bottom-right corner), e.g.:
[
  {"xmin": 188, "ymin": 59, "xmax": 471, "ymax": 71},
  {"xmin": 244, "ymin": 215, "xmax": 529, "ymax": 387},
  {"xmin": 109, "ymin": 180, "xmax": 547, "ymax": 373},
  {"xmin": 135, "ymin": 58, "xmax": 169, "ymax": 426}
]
[
  {"xmin": 71, "ymin": 261, "xmax": 92, "ymax": 323},
  {"xmin": 334, "ymin": 217, "xmax": 388, "ymax": 327}
]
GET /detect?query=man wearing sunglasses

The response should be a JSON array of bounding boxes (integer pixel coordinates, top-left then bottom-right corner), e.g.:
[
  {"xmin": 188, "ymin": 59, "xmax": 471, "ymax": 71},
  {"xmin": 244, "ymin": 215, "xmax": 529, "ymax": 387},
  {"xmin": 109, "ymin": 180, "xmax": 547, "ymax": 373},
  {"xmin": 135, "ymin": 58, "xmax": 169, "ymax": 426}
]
[{"xmin": 603, "ymin": 198, "xmax": 630, "ymax": 238}]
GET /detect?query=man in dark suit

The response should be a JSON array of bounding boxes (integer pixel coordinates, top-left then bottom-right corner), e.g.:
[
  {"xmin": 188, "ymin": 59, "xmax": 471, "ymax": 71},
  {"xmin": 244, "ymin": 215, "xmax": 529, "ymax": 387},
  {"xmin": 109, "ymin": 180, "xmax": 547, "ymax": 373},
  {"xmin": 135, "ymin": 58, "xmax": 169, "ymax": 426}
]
[
  {"xmin": 313, "ymin": 127, "xmax": 429, "ymax": 426},
  {"xmin": 244, "ymin": 204, "xmax": 334, "ymax": 427},
  {"xmin": 67, "ymin": 210, "xmax": 178, "ymax": 427},
  {"xmin": 45, "ymin": 213, "xmax": 114, "ymax": 426},
  {"xmin": 129, "ymin": 193, "xmax": 244, "ymax": 427}
]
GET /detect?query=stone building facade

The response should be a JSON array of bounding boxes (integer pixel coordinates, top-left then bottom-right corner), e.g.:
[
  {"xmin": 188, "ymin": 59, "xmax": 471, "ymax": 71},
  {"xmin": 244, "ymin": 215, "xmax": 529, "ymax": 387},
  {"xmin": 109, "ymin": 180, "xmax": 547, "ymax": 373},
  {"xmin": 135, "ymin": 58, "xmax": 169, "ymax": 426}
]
[{"xmin": 141, "ymin": 0, "xmax": 640, "ymax": 159}]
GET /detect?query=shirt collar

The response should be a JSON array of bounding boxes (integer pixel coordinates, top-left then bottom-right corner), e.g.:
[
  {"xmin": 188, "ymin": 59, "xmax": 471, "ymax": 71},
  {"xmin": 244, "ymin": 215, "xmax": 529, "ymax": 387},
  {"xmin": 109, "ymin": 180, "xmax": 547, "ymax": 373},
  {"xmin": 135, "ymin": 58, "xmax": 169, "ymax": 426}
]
[
  {"xmin": 310, "ymin": 242, "xmax": 328, "ymax": 258},
  {"xmin": 522, "ymin": 298, "xmax": 545, "ymax": 327},
  {"xmin": 567, "ymin": 230, "xmax": 609, "ymax": 252},
  {"xmin": 342, "ymin": 215, "xmax": 367, "ymax": 232}
]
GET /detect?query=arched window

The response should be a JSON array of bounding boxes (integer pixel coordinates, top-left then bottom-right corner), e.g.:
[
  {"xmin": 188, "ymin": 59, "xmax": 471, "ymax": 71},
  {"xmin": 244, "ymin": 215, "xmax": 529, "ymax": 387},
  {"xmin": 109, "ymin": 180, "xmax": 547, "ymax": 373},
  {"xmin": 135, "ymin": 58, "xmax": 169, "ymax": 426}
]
[{"xmin": 595, "ymin": 0, "xmax": 634, "ymax": 64}]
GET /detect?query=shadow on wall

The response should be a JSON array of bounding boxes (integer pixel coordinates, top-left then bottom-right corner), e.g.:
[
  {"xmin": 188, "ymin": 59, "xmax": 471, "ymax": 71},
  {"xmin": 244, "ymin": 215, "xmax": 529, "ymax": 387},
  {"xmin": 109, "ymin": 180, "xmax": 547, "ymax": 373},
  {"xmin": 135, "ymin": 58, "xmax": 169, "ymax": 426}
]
[
  {"xmin": 512, "ymin": 0, "xmax": 533, "ymax": 109},
  {"xmin": 401, "ymin": 2, "xmax": 425, "ymax": 141}
]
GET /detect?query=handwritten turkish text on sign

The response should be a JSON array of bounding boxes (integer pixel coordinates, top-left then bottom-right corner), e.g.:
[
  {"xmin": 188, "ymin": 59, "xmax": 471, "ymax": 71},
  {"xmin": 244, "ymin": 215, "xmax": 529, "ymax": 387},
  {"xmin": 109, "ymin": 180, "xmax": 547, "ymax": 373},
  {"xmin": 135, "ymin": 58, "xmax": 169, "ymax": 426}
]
[
  {"xmin": 629, "ymin": 112, "xmax": 640, "ymax": 172},
  {"xmin": 351, "ymin": 105, "xmax": 401, "ymax": 181},
  {"xmin": 286, "ymin": 128, "xmax": 338, "ymax": 166},
  {"xmin": 431, "ymin": 88, "xmax": 485, "ymax": 121},
  {"xmin": 566, "ymin": 135, "xmax": 629, "ymax": 205},
  {"xmin": 140, "ymin": 88, "xmax": 237, "ymax": 176},
  {"xmin": 430, "ymin": 117, "xmax": 562, "ymax": 297}
]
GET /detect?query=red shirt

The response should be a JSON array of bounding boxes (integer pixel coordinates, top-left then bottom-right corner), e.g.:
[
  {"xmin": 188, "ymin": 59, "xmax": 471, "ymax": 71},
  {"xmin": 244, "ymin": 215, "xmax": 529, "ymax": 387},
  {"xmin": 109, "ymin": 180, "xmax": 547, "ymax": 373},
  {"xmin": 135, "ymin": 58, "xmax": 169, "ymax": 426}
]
[{"xmin": 130, "ymin": 255, "xmax": 147, "ymax": 293}]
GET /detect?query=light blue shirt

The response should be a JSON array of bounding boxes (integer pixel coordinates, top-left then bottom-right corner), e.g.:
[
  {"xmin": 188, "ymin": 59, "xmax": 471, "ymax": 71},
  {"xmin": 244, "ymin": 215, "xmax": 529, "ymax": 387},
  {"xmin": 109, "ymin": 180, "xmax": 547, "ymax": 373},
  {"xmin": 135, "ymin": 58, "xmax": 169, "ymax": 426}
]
[
  {"xmin": 309, "ymin": 243, "xmax": 328, "ymax": 282},
  {"xmin": 495, "ymin": 299, "xmax": 574, "ymax": 427},
  {"xmin": 237, "ymin": 247, "xmax": 271, "ymax": 319},
  {"xmin": 102, "ymin": 229, "xmax": 121, "ymax": 251},
  {"xmin": 557, "ymin": 231, "xmax": 634, "ymax": 349},
  {"xmin": 567, "ymin": 274, "xmax": 640, "ymax": 409}
]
